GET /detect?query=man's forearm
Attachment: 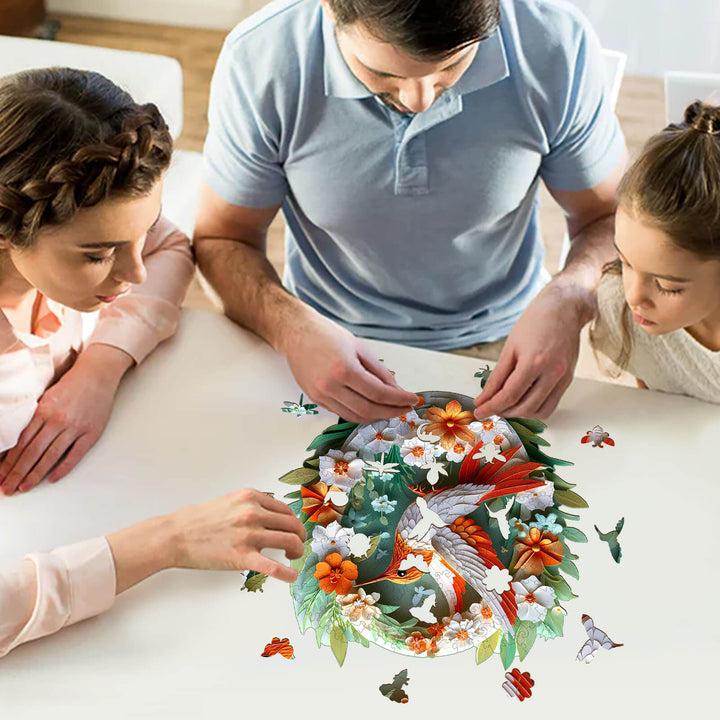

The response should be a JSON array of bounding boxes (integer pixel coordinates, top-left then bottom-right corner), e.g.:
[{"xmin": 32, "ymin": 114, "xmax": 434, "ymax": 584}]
[
  {"xmin": 195, "ymin": 239, "xmax": 306, "ymax": 353},
  {"xmin": 552, "ymin": 213, "xmax": 617, "ymax": 325}
]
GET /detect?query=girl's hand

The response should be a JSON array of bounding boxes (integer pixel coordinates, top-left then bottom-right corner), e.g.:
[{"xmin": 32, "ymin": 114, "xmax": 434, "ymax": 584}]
[
  {"xmin": 0, "ymin": 344, "xmax": 132, "ymax": 496},
  {"xmin": 107, "ymin": 489, "xmax": 307, "ymax": 592}
]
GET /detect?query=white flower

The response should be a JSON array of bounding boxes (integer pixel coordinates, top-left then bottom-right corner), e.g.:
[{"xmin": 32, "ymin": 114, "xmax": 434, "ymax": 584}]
[
  {"xmin": 515, "ymin": 481, "xmax": 555, "ymax": 519},
  {"xmin": 401, "ymin": 437, "xmax": 435, "ymax": 467},
  {"xmin": 310, "ymin": 521, "xmax": 354, "ymax": 559},
  {"xmin": 319, "ymin": 449, "xmax": 365, "ymax": 491},
  {"xmin": 350, "ymin": 421, "xmax": 398, "ymax": 454},
  {"xmin": 445, "ymin": 441, "xmax": 471, "ymax": 463},
  {"xmin": 388, "ymin": 409, "xmax": 421, "ymax": 438},
  {"xmin": 468, "ymin": 600, "xmax": 498, "ymax": 628},
  {"xmin": 470, "ymin": 417, "xmax": 512, "ymax": 445},
  {"xmin": 337, "ymin": 588, "xmax": 382, "ymax": 627},
  {"xmin": 482, "ymin": 565, "xmax": 513, "ymax": 594},
  {"xmin": 442, "ymin": 613, "xmax": 492, "ymax": 650},
  {"xmin": 512, "ymin": 576, "xmax": 556, "ymax": 622},
  {"xmin": 371, "ymin": 495, "xmax": 397, "ymax": 514}
]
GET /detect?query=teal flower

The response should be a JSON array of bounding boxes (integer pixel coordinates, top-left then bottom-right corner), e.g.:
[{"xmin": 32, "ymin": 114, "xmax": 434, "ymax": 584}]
[
  {"xmin": 529, "ymin": 512, "xmax": 563, "ymax": 535},
  {"xmin": 371, "ymin": 495, "xmax": 397, "ymax": 515}
]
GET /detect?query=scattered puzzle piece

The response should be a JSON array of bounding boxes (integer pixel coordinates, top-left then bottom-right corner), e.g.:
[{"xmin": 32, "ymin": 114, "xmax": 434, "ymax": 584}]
[
  {"xmin": 241, "ymin": 571, "xmax": 268, "ymax": 593},
  {"xmin": 379, "ymin": 669, "xmax": 409, "ymax": 703},
  {"xmin": 581, "ymin": 425, "xmax": 615, "ymax": 448},
  {"xmin": 502, "ymin": 668, "xmax": 534, "ymax": 701},
  {"xmin": 281, "ymin": 394, "xmax": 319, "ymax": 417},
  {"xmin": 577, "ymin": 614, "xmax": 623, "ymax": 663},
  {"xmin": 594, "ymin": 517, "xmax": 624, "ymax": 563},
  {"xmin": 261, "ymin": 637, "xmax": 295, "ymax": 659}
]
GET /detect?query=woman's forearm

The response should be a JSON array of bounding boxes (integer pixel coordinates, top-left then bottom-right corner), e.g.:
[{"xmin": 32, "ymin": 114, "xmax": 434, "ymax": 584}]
[{"xmin": 106, "ymin": 515, "xmax": 178, "ymax": 594}]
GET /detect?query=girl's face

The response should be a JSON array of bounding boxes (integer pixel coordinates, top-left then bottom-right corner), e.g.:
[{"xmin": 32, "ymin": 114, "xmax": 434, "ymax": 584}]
[
  {"xmin": 2, "ymin": 182, "xmax": 162, "ymax": 313},
  {"xmin": 615, "ymin": 207, "xmax": 720, "ymax": 338}
]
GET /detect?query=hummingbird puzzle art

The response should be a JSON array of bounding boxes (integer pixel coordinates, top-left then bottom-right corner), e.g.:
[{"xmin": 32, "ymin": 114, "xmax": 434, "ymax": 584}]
[{"xmin": 280, "ymin": 392, "xmax": 588, "ymax": 668}]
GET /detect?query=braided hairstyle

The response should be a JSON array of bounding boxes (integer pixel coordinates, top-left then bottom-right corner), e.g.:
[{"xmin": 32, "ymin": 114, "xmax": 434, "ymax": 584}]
[
  {"xmin": 590, "ymin": 100, "xmax": 720, "ymax": 372},
  {"xmin": 0, "ymin": 68, "xmax": 172, "ymax": 249}
]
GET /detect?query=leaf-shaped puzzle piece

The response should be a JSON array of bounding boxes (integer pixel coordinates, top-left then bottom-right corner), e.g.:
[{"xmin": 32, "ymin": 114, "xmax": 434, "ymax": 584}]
[{"xmin": 242, "ymin": 572, "xmax": 268, "ymax": 593}]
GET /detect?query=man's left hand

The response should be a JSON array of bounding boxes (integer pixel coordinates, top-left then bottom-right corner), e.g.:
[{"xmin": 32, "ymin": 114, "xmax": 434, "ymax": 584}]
[{"xmin": 473, "ymin": 279, "xmax": 595, "ymax": 420}]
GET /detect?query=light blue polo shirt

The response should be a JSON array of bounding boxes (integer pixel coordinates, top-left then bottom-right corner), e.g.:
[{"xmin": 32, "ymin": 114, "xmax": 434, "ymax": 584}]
[{"xmin": 203, "ymin": 0, "xmax": 626, "ymax": 350}]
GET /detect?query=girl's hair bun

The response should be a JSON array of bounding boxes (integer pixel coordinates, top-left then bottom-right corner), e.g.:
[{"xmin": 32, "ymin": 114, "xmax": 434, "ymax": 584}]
[{"xmin": 684, "ymin": 100, "xmax": 720, "ymax": 135}]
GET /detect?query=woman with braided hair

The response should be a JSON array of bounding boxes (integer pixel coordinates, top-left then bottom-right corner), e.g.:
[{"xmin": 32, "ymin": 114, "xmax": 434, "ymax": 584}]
[
  {"xmin": 0, "ymin": 67, "xmax": 194, "ymax": 492},
  {"xmin": 591, "ymin": 101, "xmax": 720, "ymax": 402},
  {"xmin": 0, "ymin": 69, "xmax": 306, "ymax": 658}
]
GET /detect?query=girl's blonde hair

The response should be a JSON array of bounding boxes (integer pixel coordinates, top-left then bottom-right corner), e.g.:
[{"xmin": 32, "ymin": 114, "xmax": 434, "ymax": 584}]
[
  {"xmin": 590, "ymin": 101, "xmax": 720, "ymax": 372},
  {"xmin": 0, "ymin": 67, "xmax": 172, "ymax": 249}
]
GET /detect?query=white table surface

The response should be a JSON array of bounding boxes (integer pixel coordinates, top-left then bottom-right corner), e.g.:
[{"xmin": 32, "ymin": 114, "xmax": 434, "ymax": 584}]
[{"xmin": 0, "ymin": 308, "xmax": 717, "ymax": 718}]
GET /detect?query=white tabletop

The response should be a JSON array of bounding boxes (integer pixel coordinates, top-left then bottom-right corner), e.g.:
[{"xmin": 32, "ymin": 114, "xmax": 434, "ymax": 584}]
[{"xmin": 0, "ymin": 308, "xmax": 717, "ymax": 718}]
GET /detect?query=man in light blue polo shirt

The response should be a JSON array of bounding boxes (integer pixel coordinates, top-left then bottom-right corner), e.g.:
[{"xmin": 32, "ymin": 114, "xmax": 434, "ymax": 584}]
[{"xmin": 195, "ymin": 0, "xmax": 627, "ymax": 421}]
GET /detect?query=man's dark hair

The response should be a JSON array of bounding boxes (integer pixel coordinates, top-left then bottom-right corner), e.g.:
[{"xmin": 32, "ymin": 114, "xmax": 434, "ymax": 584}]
[{"xmin": 327, "ymin": 0, "xmax": 501, "ymax": 59}]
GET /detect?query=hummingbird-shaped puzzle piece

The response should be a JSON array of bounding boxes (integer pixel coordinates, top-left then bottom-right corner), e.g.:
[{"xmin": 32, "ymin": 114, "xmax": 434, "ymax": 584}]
[{"xmin": 594, "ymin": 517, "xmax": 624, "ymax": 563}]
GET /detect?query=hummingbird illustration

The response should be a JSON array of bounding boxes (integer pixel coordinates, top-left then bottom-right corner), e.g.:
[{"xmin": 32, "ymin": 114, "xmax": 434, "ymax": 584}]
[{"xmin": 357, "ymin": 444, "xmax": 545, "ymax": 636}]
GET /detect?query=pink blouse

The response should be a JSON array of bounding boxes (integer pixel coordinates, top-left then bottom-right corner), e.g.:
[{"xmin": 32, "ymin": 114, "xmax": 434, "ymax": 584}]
[{"xmin": 0, "ymin": 216, "xmax": 193, "ymax": 656}]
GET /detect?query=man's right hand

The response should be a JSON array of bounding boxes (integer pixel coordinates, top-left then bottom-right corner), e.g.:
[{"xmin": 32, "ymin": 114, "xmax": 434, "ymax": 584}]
[{"xmin": 277, "ymin": 306, "xmax": 419, "ymax": 423}]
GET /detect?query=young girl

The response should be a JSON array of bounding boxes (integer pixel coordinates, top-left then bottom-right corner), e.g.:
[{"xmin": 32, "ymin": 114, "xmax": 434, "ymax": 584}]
[
  {"xmin": 0, "ymin": 67, "xmax": 194, "ymax": 494},
  {"xmin": 591, "ymin": 101, "xmax": 720, "ymax": 402},
  {"xmin": 0, "ymin": 68, "xmax": 306, "ymax": 658}
]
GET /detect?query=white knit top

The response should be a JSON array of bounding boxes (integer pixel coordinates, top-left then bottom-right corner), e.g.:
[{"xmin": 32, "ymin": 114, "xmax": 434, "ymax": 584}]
[{"xmin": 593, "ymin": 273, "xmax": 720, "ymax": 404}]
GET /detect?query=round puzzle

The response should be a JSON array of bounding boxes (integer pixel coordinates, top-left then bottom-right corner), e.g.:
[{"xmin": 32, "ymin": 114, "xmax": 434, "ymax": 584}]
[{"xmin": 282, "ymin": 392, "xmax": 587, "ymax": 666}]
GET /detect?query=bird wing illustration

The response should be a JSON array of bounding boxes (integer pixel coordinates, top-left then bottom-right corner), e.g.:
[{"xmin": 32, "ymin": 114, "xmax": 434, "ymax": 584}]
[{"xmin": 430, "ymin": 524, "xmax": 517, "ymax": 635}]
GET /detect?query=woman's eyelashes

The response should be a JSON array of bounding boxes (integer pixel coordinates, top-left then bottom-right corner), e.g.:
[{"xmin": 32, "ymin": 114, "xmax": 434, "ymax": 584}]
[
  {"xmin": 83, "ymin": 251, "xmax": 115, "ymax": 264},
  {"xmin": 655, "ymin": 281, "xmax": 684, "ymax": 296}
]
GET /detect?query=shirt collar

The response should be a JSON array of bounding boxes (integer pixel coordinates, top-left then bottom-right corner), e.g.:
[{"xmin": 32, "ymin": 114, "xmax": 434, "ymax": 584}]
[
  {"xmin": 0, "ymin": 293, "xmax": 65, "ymax": 352},
  {"xmin": 323, "ymin": 11, "xmax": 509, "ymax": 101}
]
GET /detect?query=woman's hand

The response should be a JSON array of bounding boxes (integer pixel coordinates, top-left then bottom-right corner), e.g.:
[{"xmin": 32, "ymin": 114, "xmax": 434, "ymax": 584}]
[
  {"xmin": 0, "ymin": 344, "xmax": 133, "ymax": 495},
  {"xmin": 107, "ymin": 489, "xmax": 307, "ymax": 592}
]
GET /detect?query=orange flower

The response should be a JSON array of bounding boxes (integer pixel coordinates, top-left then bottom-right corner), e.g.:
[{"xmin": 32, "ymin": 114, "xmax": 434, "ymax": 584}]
[
  {"xmin": 314, "ymin": 552, "xmax": 358, "ymax": 594},
  {"xmin": 405, "ymin": 632, "xmax": 428, "ymax": 655},
  {"xmin": 512, "ymin": 527, "xmax": 564, "ymax": 577},
  {"xmin": 425, "ymin": 623, "xmax": 445, "ymax": 639},
  {"xmin": 424, "ymin": 400, "xmax": 476, "ymax": 450},
  {"xmin": 301, "ymin": 480, "xmax": 345, "ymax": 526}
]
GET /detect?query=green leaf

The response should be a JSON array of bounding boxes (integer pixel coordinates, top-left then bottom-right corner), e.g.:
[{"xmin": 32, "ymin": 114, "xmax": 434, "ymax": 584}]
[
  {"xmin": 515, "ymin": 621, "xmax": 538, "ymax": 661},
  {"xmin": 475, "ymin": 628, "xmax": 502, "ymax": 665},
  {"xmin": 554, "ymin": 489, "xmax": 589, "ymax": 509},
  {"xmin": 330, "ymin": 625, "xmax": 348, "ymax": 666},
  {"xmin": 303, "ymin": 457, "xmax": 320, "ymax": 469},
  {"xmin": 307, "ymin": 429, "xmax": 355, "ymax": 452},
  {"xmin": 525, "ymin": 443, "xmax": 574, "ymax": 468},
  {"xmin": 507, "ymin": 420, "xmax": 551, "ymax": 447},
  {"xmin": 543, "ymin": 606, "xmax": 565, "ymax": 637},
  {"xmin": 559, "ymin": 558, "xmax": 580, "ymax": 580},
  {"xmin": 498, "ymin": 632, "xmax": 516, "ymax": 669},
  {"xmin": 540, "ymin": 571, "xmax": 576, "ymax": 601},
  {"xmin": 507, "ymin": 417, "xmax": 547, "ymax": 434},
  {"xmin": 379, "ymin": 515, "xmax": 389, "ymax": 526},
  {"xmin": 562, "ymin": 526, "xmax": 588, "ymax": 543},
  {"xmin": 376, "ymin": 604, "xmax": 401, "ymax": 614},
  {"xmin": 315, "ymin": 606, "xmax": 334, "ymax": 647},
  {"xmin": 543, "ymin": 469, "xmax": 576, "ymax": 490},
  {"xmin": 322, "ymin": 421, "xmax": 359, "ymax": 435},
  {"xmin": 284, "ymin": 489, "xmax": 302, "ymax": 500},
  {"xmin": 278, "ymin": 467, "xmax": 319, "ymax": 485},
  {"xmin": 554, "ymin": 508, "xmax": 581, "ymax": 521},
  {"xmin": 242, "ymin": 572, "xmax": 268, "ymax": 593}
]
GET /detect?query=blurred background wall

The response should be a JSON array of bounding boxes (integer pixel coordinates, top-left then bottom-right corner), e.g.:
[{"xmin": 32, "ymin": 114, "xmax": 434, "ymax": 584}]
[{"xmin": 46, "ymin": 0, "xmax": 720, "ymax": 77}]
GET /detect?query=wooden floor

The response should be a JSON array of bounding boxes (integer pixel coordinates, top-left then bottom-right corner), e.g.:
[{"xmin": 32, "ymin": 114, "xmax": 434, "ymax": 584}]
[{"xmin": 50, "ymin": 13, "xmax": 665, "ymax": 383}]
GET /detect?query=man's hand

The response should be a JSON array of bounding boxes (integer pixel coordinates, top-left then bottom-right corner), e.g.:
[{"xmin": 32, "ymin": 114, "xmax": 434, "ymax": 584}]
[
  {"xmin": 473, "ymin": 279, "xmax": 595, "ymax": 420},
  {"xmin": 278, "ymin": 305, "xmax": 419, "ymax": 423},
  {"xmin": 0, "ymin": 344, "xmax": 133, "ymax": 495}
]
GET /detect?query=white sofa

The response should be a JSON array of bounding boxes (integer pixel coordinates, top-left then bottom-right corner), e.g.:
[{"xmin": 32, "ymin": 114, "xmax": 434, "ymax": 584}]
[{"xmin": 0, "ymin": 34, "xmax": 204, "ymax": 239}]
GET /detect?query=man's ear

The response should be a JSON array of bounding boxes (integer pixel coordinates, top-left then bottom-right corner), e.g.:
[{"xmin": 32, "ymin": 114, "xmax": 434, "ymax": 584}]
[{"xmin": 319, "ymin": 0, "xmax": 335, "ymax": 23}]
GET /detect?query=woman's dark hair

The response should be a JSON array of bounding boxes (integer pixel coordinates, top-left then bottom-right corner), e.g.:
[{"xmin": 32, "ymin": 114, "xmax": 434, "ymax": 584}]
[
  {"xmin": 327, "ymin": 0, "xmax": 501, "ymax": 59},
  {"xmin": 590, "ymin": 101, "xmax": 720, "ymax": 372},
  {"xmin": 0, "ymin": 67, "xmax": 172, "ymax": 248}
]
